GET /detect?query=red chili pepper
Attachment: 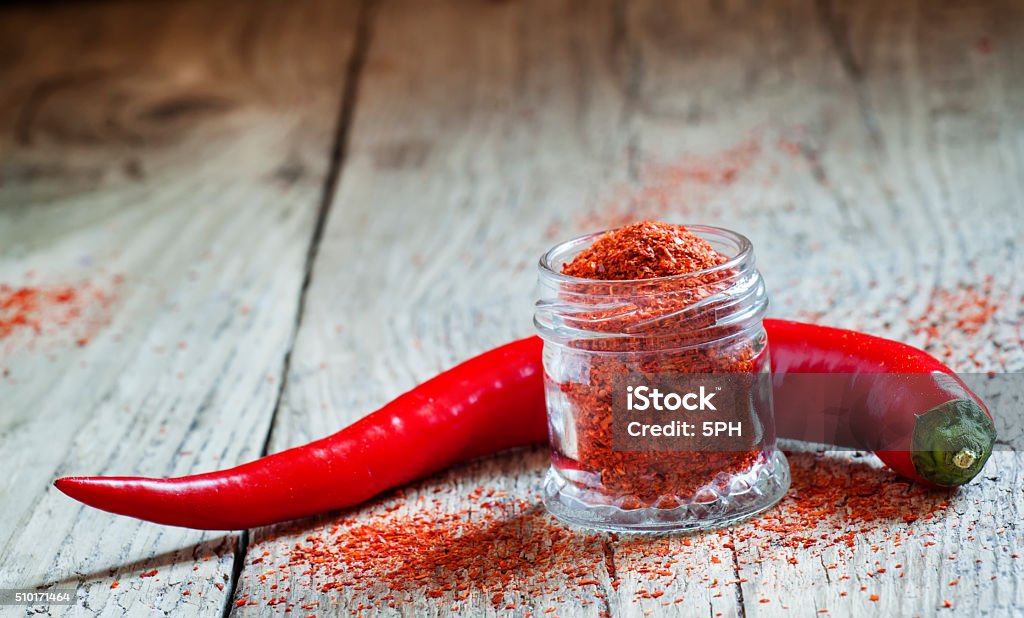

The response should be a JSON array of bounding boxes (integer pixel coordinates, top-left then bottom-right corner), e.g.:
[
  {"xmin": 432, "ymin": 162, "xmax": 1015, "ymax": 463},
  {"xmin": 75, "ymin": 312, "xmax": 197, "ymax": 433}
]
[
  {"xmin": 55, "ymin": 337, "xmax": 547, "ymax": 529},
  {"xmin": 55, "ymin": 321, "xmax": 995, "ymax": 529},
  {"xmin": 766, "ymin": 319, "xmax": 995, "ymax": 487}
]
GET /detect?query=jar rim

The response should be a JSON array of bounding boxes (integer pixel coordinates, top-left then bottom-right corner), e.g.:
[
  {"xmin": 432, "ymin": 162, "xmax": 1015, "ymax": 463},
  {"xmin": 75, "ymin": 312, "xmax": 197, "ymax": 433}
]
[{"xmin": 537, "ymin": 224, "xmax": 754, "ymax": 285}]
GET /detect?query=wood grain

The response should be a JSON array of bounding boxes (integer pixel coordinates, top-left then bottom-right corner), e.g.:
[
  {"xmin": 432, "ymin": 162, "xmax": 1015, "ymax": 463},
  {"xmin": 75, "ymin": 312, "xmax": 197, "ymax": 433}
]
[
  {"xmin": 2, "ymin": 0, "xmax": 1021, "ymax": 616},
  {"xmin": 236, "ymin": 0, "xmax": 1023, "ymax": 616},
  {"xmin": 0, "ymin": 0, "xmax": 360, "ymax": 614}
]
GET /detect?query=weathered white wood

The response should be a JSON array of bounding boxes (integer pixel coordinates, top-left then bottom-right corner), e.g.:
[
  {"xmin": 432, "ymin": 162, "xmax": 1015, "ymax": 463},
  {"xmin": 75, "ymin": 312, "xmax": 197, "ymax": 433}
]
[
  {"xmin": 617, "ymin": 1, "xmax": 1024, "ymax": 616},
  {"xmin": 3, "ymin": 0, "xmax": 1021, "ymax": 616},
  {"xmin": 238, "ymin": 0, "xmax": 632, "ymax": 613},
  {"xmin": 0, "ymin": 0, "xmax": 358, "ymax": 615},
  {"xmin": 237, "ymin": 0, "xmax": 1023, "ymax": 616}
]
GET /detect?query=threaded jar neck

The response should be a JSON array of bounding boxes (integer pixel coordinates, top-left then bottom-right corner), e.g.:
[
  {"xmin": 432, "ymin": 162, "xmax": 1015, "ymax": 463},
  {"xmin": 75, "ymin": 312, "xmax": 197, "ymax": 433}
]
[{"xmin": 534, "ymin": 225, "xmax": 768, "ymax": 351}]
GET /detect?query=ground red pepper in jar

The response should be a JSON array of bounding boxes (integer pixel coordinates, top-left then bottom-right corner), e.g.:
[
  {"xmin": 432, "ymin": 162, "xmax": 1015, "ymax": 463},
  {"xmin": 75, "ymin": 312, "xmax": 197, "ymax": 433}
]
[
  {"xmin": 535, "ymin": 221, "xmax": 789, "ymax": 531},
  {"xmin": 560, "ymin": 221, "xmax": 728, "ymax": 280}
]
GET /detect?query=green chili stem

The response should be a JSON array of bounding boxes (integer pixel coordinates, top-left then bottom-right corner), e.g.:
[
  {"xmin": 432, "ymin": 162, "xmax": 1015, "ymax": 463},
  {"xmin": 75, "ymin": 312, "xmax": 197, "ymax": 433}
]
[{"xmin": 952, "ymin": 449, "xmax": 977, "ymax": 470}]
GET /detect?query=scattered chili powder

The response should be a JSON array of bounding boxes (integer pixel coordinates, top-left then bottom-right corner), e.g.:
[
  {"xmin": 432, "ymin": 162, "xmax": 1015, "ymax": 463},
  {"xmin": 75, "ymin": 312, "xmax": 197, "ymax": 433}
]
[
  {"xmin": 799, "ymin": 274, "xmax": 1005, "ymax": 368},
  {"xmin": 283, "ymin": 498, "xmax": 604, "ymax": 609},
  {"xmin": 554, "ymin": 221, "xmax": 763, "ymax": 507},
  {"xmin": 0, "ymin": 285, "xmax": 77, "ymax": 339},
  {"xmin": 242, "ymin": 443, "xmax": 955, "ymax": 614},
  {"xmin": 574, "ymin": 138, "xmax": 764, "ymax": 231},
  {"xmin": 231, "ymin": 223, "xmax": 975, "ymax": 613},
  {"xmin": 0, "ymin": 279, "xmax": 118, "ymax": 351},
  {"xmin": 909, "ymin": 276, "xmax": 1000, "ymax": 355},
  {"xmin": 140, "ymin": 569, "xmax": 159, "ymax": 578}
]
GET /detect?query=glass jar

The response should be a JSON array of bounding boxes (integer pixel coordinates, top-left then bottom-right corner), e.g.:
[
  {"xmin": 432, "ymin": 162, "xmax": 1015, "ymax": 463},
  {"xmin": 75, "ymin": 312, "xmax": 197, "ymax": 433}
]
[{"xmin": 534, "ymin": 225, "xmax": 790, "ymax": 532}]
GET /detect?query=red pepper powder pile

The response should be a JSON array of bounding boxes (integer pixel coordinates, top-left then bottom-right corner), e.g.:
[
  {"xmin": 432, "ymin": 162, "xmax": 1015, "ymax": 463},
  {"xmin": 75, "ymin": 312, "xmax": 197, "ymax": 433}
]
[
  {"xmin": 561, "ymin": 221, "xmax": 728, "ymax": 280},
  {"xmin": 554, "ymin": 221, "xmax": 763, "ymax": 508}
]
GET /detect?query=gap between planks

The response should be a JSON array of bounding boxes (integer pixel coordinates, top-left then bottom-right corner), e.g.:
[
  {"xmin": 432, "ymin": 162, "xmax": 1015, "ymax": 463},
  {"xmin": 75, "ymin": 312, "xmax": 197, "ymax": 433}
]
[{"xmin": 220, "ymin": 1, "xmax": 378, "ymax": 616}]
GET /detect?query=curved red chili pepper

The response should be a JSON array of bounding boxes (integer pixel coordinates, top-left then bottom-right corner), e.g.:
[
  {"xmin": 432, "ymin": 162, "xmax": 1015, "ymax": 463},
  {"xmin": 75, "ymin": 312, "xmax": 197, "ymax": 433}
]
[
  {"xmin": 56, "ymin": 337, "xmax": 546, "ymax": 529},
  {"xmin": 55, "ymin": 320, "xmax": 995, "ymax": 529},
  {"xmin": 766, "ymin": 319, "xmax": 994, "ymax": 487}
]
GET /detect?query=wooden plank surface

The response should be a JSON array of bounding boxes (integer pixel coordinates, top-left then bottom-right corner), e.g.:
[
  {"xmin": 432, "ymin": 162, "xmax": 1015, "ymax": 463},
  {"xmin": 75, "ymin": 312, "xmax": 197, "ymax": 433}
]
[
  {"xmin": 0, "ymin": 0, "xmax": 360, "ymax": 614},
  {"xmin": 237, "ymin": 0, "xmax": 1023, "ymax": 616},
  {"xmin": 1, "ymin": 0, "xmax": 1021, "ymax": 616}
]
